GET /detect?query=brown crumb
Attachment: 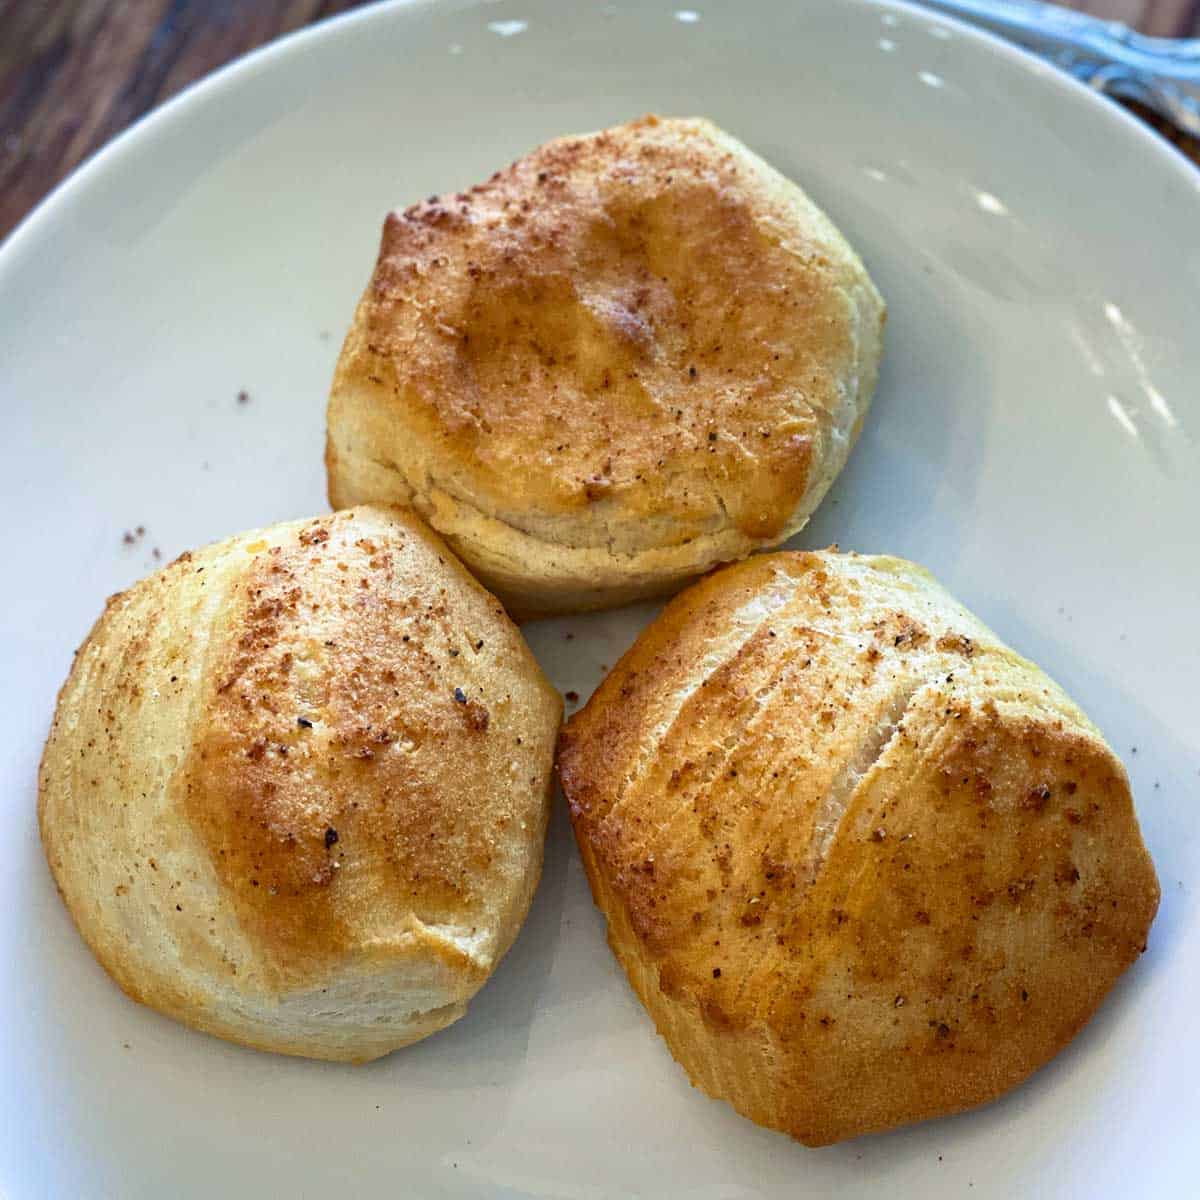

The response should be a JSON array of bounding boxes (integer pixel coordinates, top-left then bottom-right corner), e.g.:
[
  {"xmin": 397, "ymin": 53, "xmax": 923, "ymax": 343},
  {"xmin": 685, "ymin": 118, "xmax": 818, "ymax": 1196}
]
[
  {"xmin": 565, "ymin": 690, "xmax": 580, "ymax": 704},
  {"xmin": 584, "ymin": 474, "xmax": 612, "ymax": 501},
  {"xmin": 464, "ymin": 701, "xmax": 490, "ymax": 731},
  {"xmin": 236, "ymin": 390, "xmax": 250, "ymax": 405},
  {"xmin": 298, "ymin": 526, "xmax": 329, "ymax": 547}
]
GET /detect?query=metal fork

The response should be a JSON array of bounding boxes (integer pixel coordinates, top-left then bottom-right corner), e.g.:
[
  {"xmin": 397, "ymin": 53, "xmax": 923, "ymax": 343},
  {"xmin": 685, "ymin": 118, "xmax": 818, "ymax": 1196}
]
[{"xmin": 918, "ymin": 0, "xmax": 1200, "ymax": 138}]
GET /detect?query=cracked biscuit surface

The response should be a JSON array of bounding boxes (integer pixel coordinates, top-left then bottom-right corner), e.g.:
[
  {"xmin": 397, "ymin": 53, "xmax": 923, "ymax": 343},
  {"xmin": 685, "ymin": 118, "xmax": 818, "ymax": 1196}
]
[
  {"xmin": 326, "ymin": 115, "xmax": 885, "ymax": 618},
  {"xmin": 558, "ymin": 550, "xmax": 1159, "ymax": 1144},
  {"xmin": 39, "ymin": 505, "xmax": 560, "ymax": 1061}
]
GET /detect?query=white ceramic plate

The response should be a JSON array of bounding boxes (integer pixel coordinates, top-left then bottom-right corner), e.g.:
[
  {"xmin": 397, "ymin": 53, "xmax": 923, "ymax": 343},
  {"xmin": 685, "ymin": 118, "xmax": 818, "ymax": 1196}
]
[{"xmin": 3, "ymin": 1, "xmax": 1197, "ymax": 1195}]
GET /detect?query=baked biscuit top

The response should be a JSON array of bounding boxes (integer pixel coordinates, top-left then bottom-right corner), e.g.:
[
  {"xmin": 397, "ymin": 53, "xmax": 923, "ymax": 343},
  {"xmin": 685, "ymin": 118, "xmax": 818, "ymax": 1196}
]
[{"xmin": 333, "ymin": 116, "xmax": 884, "ymax": 556}]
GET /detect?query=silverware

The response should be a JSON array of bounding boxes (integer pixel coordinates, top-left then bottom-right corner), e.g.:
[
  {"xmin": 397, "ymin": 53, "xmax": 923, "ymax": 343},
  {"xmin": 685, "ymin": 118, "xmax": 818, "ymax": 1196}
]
[{"xmin": 918, "ymin": 0, "xmax": 1200, "ymax": 138}]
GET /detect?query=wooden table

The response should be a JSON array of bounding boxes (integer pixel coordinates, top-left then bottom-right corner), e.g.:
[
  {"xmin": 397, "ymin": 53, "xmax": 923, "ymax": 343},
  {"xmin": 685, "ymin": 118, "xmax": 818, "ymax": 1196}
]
[{"xmin": 1, "ymin": 0, "xmax": 1197, "ymax": 240}]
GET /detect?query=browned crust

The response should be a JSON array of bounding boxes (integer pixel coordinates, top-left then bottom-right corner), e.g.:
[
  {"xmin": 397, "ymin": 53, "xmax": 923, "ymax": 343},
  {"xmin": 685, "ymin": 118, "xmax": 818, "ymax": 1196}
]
[
  {"xmin": 326, "ymin": 115, "xmax": 885, "ymax": 616},
  {"xmin": 558, "ymin": 551, "xmax": 1160, "ymax": 1144},
  {"xmin": 39, "ymin": 506, "xmax": 562, "ymax": 1059}
]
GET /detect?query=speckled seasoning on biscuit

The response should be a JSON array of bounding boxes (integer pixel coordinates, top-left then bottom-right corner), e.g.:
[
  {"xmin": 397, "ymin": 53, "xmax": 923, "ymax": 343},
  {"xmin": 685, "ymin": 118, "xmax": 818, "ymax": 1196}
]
[
  {"xmin": 39, "ymin": 505, "xmax": 561, "ymax": 1061},
  {"xmin": 558, "ymin": 549, "xmax": 1159, "ymax": 1144},
  {"xmin": 326, "ymin": 115, "xmax": 885, "ymax": 618}
]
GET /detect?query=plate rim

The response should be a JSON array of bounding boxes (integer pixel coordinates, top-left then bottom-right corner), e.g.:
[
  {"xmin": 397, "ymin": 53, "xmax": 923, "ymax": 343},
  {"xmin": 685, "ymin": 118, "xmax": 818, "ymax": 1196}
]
[
  {"xmin": 2, "ymin": 2, "xmax": 1197, "ymax": 1192},
  {"xmin": 2, "ymin": 0, "xmax": 1199, "ymax": 269}
]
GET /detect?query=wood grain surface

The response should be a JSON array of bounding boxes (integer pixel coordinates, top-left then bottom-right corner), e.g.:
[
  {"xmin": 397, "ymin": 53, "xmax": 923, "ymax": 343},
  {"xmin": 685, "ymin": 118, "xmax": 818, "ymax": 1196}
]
[
  {"xmin": 1, "ymin": 0, "xmax": 1198, "ymax": 240},
  {"xmin": 0, "ymin": 0, "xmax": 369, "ymax": 239}
]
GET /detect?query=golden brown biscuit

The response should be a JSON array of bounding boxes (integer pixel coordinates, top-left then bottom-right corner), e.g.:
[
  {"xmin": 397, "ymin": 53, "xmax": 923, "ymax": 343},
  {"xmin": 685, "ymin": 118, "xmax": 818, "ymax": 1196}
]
[
  {"xmin": 39, "ymin": 506, "xmax": 561, "ymax": 1062},
  {"xmin": 559, "ymin": 550, "xmax": 1159, "ymax": 1144},
  {"xmin": 327, "ymin": 115, "xmax": 885, "ymax": 618}
]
